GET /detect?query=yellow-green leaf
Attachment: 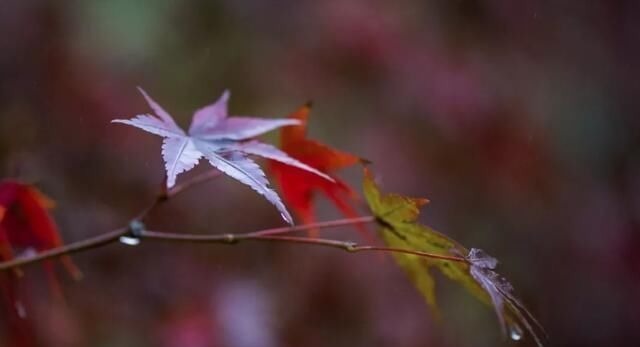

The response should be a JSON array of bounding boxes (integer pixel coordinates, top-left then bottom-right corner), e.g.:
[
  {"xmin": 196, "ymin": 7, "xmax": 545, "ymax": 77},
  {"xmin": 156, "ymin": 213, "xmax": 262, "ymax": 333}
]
[
  {"xmin": 363, "ymin": 168, "xmax": 545, "ymax": 346},
  {"xmin": 363, "ymin": 169, "xmax": 487, "ymax": 303}
]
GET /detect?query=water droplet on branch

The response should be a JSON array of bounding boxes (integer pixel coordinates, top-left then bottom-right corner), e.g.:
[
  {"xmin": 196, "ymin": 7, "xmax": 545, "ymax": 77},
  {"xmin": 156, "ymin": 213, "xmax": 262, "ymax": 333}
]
[
  {"xmin": 509, "ymin": 323, "xmax": 523, "ymax": 341},
  {"xmin": 119, "ymin": 236, "xmax": 140, "ymax": 246}
]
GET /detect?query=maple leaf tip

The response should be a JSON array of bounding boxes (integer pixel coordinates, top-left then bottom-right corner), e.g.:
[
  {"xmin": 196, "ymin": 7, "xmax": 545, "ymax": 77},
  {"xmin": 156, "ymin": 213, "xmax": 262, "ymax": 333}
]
[
  {"xmin": 416, "ymin": 198, "xmax": 430, "ymax": 206},
  {"xmin": 136, "ymin": 86, "xmax": 151, "ymax": 98},
  {"xmin": 220, "ymin": 89, "xmax": 231, "ymax": 101},
  {"xmin": 304, "ymin": 100, "xmax": 313, "ymax": 108},
  {"xmin": 281, "ymin": 212, "xmax": 294, "ymax": 225},
  {"xmin": 310, "ymin": 169, "xmax": 335, "ymax": 183},
  {"xmin": 284, "ymin": 119, "xmax": 303, "ymax": 126}
]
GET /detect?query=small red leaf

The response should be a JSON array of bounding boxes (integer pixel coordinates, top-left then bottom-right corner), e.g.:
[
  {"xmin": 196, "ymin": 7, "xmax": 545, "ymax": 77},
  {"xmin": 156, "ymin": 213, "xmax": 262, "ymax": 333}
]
[
  {"xmin": 0, "ymin": 181, "xmax": 80, "ymax": 279},
  {"xmin": 269, "ymin": 104, "xmax": 367, "ymax": 236},
  {"xmin": 0, "ymin": 180, "xmax": 81, "ymax": 346}
]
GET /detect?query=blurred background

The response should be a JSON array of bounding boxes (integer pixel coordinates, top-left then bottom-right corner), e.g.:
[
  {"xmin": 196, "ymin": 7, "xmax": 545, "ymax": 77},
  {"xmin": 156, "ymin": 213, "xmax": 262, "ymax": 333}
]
[{"xmin": 1, "ymin": 0, "xmax": 639, "ymax": 346}]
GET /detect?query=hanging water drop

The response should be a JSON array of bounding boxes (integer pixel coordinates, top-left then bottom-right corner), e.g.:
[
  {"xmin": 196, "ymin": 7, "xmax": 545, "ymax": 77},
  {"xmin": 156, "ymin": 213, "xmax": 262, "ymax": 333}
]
[
  {"xmin": 509, "ymin": 323, "xmax": 523, "ymax": 341},
  {"xmin": 119, "ymin": 235, "xmax": 141, "ymax": 246}
]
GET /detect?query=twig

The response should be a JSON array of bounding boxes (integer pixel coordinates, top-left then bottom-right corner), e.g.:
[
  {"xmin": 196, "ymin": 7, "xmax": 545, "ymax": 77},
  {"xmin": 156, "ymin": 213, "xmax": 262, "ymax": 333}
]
[
  {"xmin": 138, "ymin": 226, "xmax": 468, "ymax": 263},
  {"xmin": 139, "ymin": 214, "xmax": 466, "ymax": 262},
  {"xmin": 0, "ymin": 169, "xmax": 466, "ymax": 272},
  {"xmin": 244, "ymin": 236, "xmax": 468, "ymax": 262},
  {"xmin": 0, "ymin": 170, "xmax": 224, "ymax": 272},
  {"xmin": 166, "ymin": 170, "xmax": 223, "ymax": 198},
  {"xmin": 137, "ymin": 216, "xmax": 374, "ymax": 242},
  {"xmin": 138, "ymin": 170, "xmax": 224, "ymax": 220},
  {"xmin": 0, "ymin": 228, "xmax": 129, "ymax": 271},
  {"xmin": 0, "ymin": 216, "xmax": 381, "ymax": 271},
  {"xmin": 248, "ymin": 216, "xmax": 375, "ymax": 237}
]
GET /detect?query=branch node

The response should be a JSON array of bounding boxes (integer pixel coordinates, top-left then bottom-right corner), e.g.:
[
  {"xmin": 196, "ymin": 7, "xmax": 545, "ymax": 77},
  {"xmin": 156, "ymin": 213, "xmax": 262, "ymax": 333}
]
[
  {"xmin": 223, "ymin": 234, "xmax": 237, "ymax": 244},
  {"xmin": 157, "ymin": 192, "xmax": 169, "ymax": 202},
  {"xmin": 128, "ymin": 220, "xmax": 145, "ymax": 238},
  {"xmin": 345, "ymin": 241, "xmax": 358, "ymax": 252}
]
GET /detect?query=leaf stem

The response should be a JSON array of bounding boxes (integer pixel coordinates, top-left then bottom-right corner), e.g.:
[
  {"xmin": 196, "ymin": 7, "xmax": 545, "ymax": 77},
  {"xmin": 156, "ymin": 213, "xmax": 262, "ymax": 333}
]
[
  {"xmin": 136, "ymin": 227, "xmax": 467, "ymax": 262},
  {"xmin": 244, "ymin": 236, "xmax": 468, "ymax": 262}
]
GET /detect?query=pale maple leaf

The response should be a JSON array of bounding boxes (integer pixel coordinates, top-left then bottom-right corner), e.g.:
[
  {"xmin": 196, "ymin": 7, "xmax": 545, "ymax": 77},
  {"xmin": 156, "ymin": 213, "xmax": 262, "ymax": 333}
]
[
  {"xmin": 113, "ymin": 88, "xmax": 332, "ymax": 224},
  {"xmin": 467, "ymin": 248, "xmax": 547, "ymax": 347}
]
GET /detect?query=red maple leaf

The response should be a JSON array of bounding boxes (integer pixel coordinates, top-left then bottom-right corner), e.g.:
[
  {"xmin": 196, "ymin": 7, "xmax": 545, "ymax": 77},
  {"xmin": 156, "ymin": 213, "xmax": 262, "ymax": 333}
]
[
  {"xmin": 269, "ymin": 103, "xmax": 367, "ymax": 236},
  {"xmin": 0, "ymin": 180, "xmax": 81, "ymax": 346},
  {"xmin": 0, "ymin": 181, "xmax": 80, "ymax": 277}
]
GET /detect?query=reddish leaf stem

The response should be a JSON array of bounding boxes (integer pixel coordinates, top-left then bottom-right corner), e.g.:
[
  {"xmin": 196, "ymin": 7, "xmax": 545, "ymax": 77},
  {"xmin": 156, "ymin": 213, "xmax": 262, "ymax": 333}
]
[
  {"xmin": 136, "ymin": 227, "xmax": 467, "ymax": 262},
  {"xmin": 246, "ymin": 236, "xmax": 468, "ymax": 262}
]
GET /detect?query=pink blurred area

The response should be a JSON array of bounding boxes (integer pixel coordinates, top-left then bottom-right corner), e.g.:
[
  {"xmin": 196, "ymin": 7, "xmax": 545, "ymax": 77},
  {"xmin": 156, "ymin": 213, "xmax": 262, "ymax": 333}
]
[{"xmin": 2, "ymin": 0, "xmax": 640, "ymax": 346}]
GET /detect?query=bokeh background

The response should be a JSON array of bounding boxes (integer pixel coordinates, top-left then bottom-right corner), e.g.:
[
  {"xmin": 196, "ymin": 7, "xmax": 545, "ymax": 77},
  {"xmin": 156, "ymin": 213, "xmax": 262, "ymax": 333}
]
[{"xmin": 1, "ymin": 1, "xmax": 640, "ymax": 346}]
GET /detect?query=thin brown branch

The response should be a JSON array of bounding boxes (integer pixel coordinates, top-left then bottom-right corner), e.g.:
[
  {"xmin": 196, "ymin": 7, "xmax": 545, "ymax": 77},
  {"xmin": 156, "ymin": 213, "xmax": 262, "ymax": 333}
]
[
  {"xmin": 0, "ymin": 168, "xmax": 462, "ymax": 273},
  {"xmin": 0, "ymin": 170, "xmax": 225, "ymax": 272},
  {"xmin": 139, "ymin": 231, "xmax": 467, "ymax": 263},
  {"xmin": 0, "ymin": 216, "xmax": 377, "ymax": 272},
  {"xmin": 249, "ymin": 236, "xmax": 467, "ymax": 262},
  {"xmin": 138, "ymin": 170, "xmax": 224, "ymax": 221},
  {"xmin": 136, "ymin": 216, "xmax": 374, "ymax": 243},
  {"xmin": 348, "ymin": 245, "xmax": 468, "ymax": 262},
  {"xmin": 249, "ymin": 216, "xmax": 375, "ymax": 236},
  {"xmin": 166, "ymin": 170, "xmax": 223, "ymax": 198},
  {"xmin": 0, "ymin": 228, "xmax": 129, "ymax": 271}
]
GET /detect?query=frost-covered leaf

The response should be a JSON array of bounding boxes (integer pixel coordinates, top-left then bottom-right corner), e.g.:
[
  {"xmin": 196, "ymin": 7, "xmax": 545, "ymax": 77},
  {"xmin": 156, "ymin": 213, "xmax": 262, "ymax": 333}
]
[
  {"xmin": 467, "ymin": 248, "xmax": 546, "ymax": 347},
  {"xmin": 136, "ymin": 87, "xmax": 179, "ymax": 125},
  {"xmin": 196, "ymin": 142, "xmax": 292, "ymax": 224},
  {"xmin": 232, "ymin": 141, "xmax": 332, "ymax": 182},
  {"xmin": 161, "ymin": 137, "xmax": 202, "ymax": 188},
  {"xmin": 195, "ymin": 117, "xmax": 300, "ymax": 141},
  {"xmin": 187, "ymin": 89, "xmax": 299, "ymax": 140},
  {"xmin": 189, "ymin": 89, "xmax": 231, "ymax": 134},
  {"xmin": 363, "ymin": 169, "xmax": 545, "ymax": 346},
  {"xmin": 112, "ymin": 114, "xmax": 184, "ymax": 138},
  {"xmin": 113, "ymin": 88, "xmax": 329, "ymax": 224}
]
